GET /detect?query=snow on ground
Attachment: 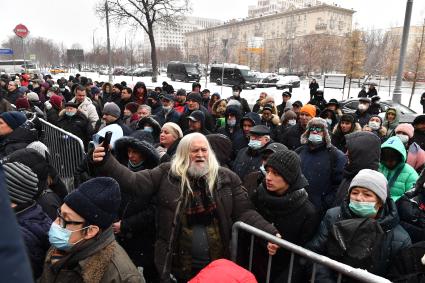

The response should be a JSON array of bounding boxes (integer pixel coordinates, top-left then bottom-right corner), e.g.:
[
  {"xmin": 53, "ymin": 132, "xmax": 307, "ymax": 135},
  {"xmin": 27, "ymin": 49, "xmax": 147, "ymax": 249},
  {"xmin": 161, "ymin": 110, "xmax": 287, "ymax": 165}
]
[{"xmin": 54, "ymin": 71, "xmax": 425, "ymax": 114}]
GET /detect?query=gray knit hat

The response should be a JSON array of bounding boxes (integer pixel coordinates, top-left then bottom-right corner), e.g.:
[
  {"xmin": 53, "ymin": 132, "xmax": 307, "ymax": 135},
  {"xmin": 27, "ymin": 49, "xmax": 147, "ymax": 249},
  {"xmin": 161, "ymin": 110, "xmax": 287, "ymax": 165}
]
[
  {"xmin": 349, "ymin": 169, "xmax": 388, "ymax": 203},
  {"xmin": 103, "ymin": 102, "xmax": 121, "ymax": 118},
  {"xmin": 27, "ymin": 141, "xmax": 50, "ymax": 160},
  {"xmin": 4, "ymin": 162, "xmax": 39, "ymax": 204},
  {"xmin": 266, "ymin": 150, "xmax": 308, "ymax": 189}
]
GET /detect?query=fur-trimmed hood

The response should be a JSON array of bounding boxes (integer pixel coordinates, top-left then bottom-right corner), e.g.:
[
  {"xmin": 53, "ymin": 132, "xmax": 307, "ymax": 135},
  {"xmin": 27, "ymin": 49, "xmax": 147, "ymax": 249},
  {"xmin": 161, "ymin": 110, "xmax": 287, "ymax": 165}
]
[{"xmin": 333, "ymin": 121, "xmax": 362, "ymax": 136}]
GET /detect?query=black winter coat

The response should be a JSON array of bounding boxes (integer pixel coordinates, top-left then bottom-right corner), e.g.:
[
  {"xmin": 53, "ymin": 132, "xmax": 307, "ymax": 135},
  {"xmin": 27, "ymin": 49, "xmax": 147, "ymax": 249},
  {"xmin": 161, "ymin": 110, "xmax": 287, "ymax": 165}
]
[
  {"xmin": 46, "ymin": 106, "xmax": 61, "ymax": 126},
  {"xmin": 15, "ymin": 202, "xmax": 52, "ymax": 279},
  {"xmin": 307, "ymin": 198, "xmax": 411, "ymax": 282},
  {"xmin": 0, "ymin": 124, "xmax": 38, "ymax": 158},
  {"xmin": 232, "ymin": 146, "xmax": 265, "ymax": 180},
  {"xmin": 412, "ymin": 130, "xmax": 425, "ymax": 151},
  {"xmin": 396, "ymin": 189, "xmax": 425, "ymax": 243},
  {"xmin": 280, "ymin": 123, "xmax": 305, "ymax": 150},
  {"xmin": 227, "ymin": 96, "xmax": 251, "ymax": 114},
  {"xmin": 354, "ymin": 109, "xmax": 372, "ymax": 127},
  {"xmin": 57, "ymin": 111, "xmax": 94, "ymax": 148},
  {"xmin": 333, "ymin": 132, "xmax": 381, "ymax": 206}
]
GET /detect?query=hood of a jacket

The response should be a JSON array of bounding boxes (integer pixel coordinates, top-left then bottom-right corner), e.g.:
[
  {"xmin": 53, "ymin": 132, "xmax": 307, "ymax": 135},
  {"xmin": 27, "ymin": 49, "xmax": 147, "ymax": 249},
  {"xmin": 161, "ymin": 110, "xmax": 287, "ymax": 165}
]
[
  {"xmin": 137, "ymin": 116, "xmax": 161, "ymax": 139},
  {"xmin": 114, "ymin": 131, "xmax": 159, "ymax": 169},
  {"xmin": 345, "ymin": 131, "xmax": 381, "ymax": 177},
  {"xmin": 240, "ymin": 112, "xmax": 261, "ymax": 128},
  {"xmin": 381, "ymin": 136, "xmax": 407, "ymax": 163},
  {"xmin": 206, "ymin": 134, "xmax": 233, "ymax": 166}
]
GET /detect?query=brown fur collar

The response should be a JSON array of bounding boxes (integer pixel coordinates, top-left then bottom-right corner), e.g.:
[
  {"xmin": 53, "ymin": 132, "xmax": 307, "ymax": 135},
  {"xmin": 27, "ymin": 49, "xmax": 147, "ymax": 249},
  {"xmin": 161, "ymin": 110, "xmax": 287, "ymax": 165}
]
[{"xmin": 45, "ymin": 242, "xmax": 116, "ymax": 283}]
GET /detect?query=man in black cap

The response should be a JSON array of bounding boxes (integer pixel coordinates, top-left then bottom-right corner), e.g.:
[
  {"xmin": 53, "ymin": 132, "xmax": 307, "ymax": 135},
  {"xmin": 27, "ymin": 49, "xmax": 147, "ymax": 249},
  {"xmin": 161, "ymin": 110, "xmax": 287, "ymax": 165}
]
[
  {"xmin": 232, "ymin": 125, "xmax": 272, "ymax": 180},
  {"xmin": 178, "ymin": 92, "xmax": 214, "ymax": 132},
  {"xmin": 39, "ymin": 177, "xmax": 142, "ymax": 282},
  {"xmin": 228, "ymin": 85, "xmax": 251, "ymax": 114},
  {"xmin": 104, "ymin": 83, "xmax": 123, "ymax": 106},
  {"xmin": 355, "ymin": 97, "xmax": 372, "ymax": 127},
  {"xmin": 291, "ymin": 100, "xmax": 303, "ymax": 117},
  {"xmin": 277, "ymin": 91, "xmax": 292, "ymax": 118},
  {"xmin": 308, "ymin": 90, "xmax": 327, "ymax": 112},
  {"xmin": 201, "ymin": 89, "xmax": 210, "ymax": 109},
  {"xmin": 369, "ymin": 96, "xmax": 382, "ymax": 115},
  {"xmin": 261, "ymin": 104, "xmax": 279, "ymax": 132},
  {"xmin": 57, "ymin": 102, "xmax": 94, "ymax": 149},
  {"xmin": 147, "ymin": 91, "xmax": 163, "ymax": 116},
  {"xmin": 185, "ymin": 110, "xmax": 211, "ymax": 136},
  {"xmin": 162, "ymin": 81, "xmax": 174, "ymax": 94},
  {"xmin": 154, "ymin": 93, "xmax": 180, "ymax": 126},
  {"xmin": 192, "ymin": 82, "xmax": 201, "ymax": 93}
]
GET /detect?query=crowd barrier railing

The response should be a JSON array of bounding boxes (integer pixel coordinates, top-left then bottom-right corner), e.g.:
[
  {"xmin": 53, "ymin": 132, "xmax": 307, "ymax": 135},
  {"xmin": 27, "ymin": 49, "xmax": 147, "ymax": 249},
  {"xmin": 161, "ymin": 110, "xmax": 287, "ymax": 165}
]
[
  {"xmin": 231, "ymin": 221, "xmax": 391, "ymax": 283},
  {"xmin": 39, "ymin": 118, "xmax": 86, "ymax": 191}
]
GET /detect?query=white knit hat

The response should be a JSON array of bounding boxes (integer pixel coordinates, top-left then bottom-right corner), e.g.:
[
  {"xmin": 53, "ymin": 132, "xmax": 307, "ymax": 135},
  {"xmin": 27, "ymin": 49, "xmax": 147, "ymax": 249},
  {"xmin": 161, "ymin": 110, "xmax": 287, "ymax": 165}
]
[{"xmin": 349, "ymin": 169, "xmax": 388, "ymax": 203}]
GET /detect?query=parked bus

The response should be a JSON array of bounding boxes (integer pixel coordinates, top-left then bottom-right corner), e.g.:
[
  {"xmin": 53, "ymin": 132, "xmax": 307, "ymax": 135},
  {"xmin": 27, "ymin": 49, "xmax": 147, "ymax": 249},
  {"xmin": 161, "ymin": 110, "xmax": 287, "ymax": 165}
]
[
  {"xmin": 167, "ymin": 61, "xmax": 200, "ymax": 82},
  {"xmin": 0, "ymin": 59, "xmax": 39, "ymax": 74},
  {"xmin": 210, "ymin": 63, "xmax": 257, "ymax": 89}
]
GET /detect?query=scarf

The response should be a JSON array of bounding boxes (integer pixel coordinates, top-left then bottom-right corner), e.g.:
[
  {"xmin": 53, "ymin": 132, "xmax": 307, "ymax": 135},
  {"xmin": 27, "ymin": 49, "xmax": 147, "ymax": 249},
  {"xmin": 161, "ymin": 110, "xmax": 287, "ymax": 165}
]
[{"xmin": 185, "ymin": 177, "xmax": 217, "ymax": 226}]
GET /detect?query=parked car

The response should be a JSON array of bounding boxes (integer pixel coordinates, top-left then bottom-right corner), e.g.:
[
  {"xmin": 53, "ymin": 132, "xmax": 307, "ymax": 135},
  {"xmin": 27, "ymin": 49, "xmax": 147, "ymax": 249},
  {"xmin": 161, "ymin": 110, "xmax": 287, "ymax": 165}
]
[
  {"xmin": 256, "ymin": 73, "xmax": 279, "ymax": 88},
  {"xmin": 340, "ymin": 98, "xmax": 418, "ymax": 123},
  {"xmin": 167, "ymin": 61, "xmax": 200, "ymax": 82},
  {"xmin": 210, "ymin": 63, "xmax": 257, "ymax": 89},
  {"xmin": 276, "ymin": 75, "xmax": 301, "ymax": 89},
  {"xmin": 113, "ymin": 67, "xmax": 126, "ymax": 76},
  {"xmin": 133, "ymin": 67, "xmax": 153, "ymax": 77},
  {"xmin": 49, "ymin": 66, "xmax": 66, "ymax": 74}
]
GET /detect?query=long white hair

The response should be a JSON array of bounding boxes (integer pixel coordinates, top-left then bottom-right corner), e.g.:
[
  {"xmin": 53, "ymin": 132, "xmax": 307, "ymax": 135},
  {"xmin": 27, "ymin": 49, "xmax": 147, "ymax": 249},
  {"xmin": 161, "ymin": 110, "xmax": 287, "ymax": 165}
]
[{"xmin": 170, "ymin": 133, "xmax": 219, "ymax": 195}]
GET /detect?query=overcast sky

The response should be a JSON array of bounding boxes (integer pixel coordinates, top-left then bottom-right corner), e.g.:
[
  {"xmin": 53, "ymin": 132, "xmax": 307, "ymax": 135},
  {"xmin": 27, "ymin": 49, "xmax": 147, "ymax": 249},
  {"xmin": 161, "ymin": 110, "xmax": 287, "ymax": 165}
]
[{"xmin": 0, "ymin": 0, "xmax": 424, "ymax": 51}]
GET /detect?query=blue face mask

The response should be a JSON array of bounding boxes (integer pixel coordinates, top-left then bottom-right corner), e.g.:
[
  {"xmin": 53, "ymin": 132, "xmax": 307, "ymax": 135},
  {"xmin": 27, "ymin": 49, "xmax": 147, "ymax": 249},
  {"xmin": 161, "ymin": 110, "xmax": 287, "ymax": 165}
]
[
  {"xmin": 48, "ymin": 222, "xmax": 88, "ymax": 251},
  {"xmin": 349, "ymin": 200, "xmax": 378, "ymax": 217},
  {"xmin": 308, "ymin": 133, "xmax": 323, "ymax": 144},
  {"xmin": 248, "ymin": 139, "xmax": 263, "ymax": 150},
  {"xmin": 65, "ymin": 111, "xmax": 76, "ymax": 117},
  {"xmin": 144, "ymin": 127, "xmax": 153, "ymax": 133}
]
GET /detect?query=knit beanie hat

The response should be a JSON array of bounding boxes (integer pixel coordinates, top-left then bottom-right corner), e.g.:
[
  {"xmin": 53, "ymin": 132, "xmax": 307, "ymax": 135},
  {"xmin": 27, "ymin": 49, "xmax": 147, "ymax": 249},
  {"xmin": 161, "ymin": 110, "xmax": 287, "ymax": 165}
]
[
  {"xmin": 4, "ymin": 162, "xmax": 39, "ymax": 204},
  {"xmin": 187, "ymin": 93, "xmax": 202, "ymax": 104},
  {"xmin": 27, "ymin": 141, "xmax": 50, "ymax": 160},
  {"xmin": 113, "ymin": 83, "xmax": 123, "ymax": 91},
  {"xmin": 266, "ymin": 150, "xmax": 303, "ymax": 185},
  {"xmin": 27, "ymin": 92, "xmax": 39, "ymax": 102},
  {"xmin": 395, "ymin": 123, "xmax": 414, "ymax": 139},
  {"xmin": 162, "ymin": 122, "xmax": 183, "ymax": 139},
  {"xmin": 349, "ymin": 169, "xmax": 388, "ymax": 203},
  {"xmin": 300, "ymin": 104, "xmax": 316, "ymax": 118},
  {"xmin": 49, "ymin": 94, "xmax": 63, "ymax": 109},
  {"xmin": 0, "ymin": 111, "xmax": 27, "ymax": 130},
  {"xmin": 16, "ymin": 97, "xmax": 30, "ymax": 109},
  {"xmin": 64, "ymin": 177, "xmax": 121, "ymax": 229},
  {"xmin": 125, "ymin": 102, "xmax": 139, "ymax": 114},
  {"xmin": 103, "ymin": 102, "xmax": 121, "ymax": 118}
]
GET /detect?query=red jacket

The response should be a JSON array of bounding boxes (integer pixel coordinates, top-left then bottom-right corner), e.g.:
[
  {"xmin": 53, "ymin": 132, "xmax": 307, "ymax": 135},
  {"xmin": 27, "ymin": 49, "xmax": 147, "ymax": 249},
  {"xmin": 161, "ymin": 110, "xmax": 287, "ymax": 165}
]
[{"xmin": 189, "ymin": 259, "xmax": 257, "ymax": 283}]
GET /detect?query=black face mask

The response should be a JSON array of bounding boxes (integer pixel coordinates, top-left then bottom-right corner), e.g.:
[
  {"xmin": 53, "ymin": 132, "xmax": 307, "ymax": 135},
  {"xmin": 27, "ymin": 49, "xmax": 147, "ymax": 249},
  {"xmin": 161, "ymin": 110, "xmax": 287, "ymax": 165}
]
[{"xmin": 147, "ymin": 99, "xmax": 154, "ymax": 106}]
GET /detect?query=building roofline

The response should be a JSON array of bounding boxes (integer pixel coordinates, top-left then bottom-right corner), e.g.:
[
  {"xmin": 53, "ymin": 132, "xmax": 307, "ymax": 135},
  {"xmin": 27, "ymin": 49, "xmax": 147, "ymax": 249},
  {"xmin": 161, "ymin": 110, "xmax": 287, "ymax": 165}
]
[{"xmin": 186, "ymin": 3, "xmax": 355, "ymax": 35}]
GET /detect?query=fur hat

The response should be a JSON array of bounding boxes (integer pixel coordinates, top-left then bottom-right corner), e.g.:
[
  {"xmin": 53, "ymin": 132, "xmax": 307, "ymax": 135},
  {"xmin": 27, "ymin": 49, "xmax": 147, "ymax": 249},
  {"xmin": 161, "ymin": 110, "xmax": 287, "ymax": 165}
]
[{"xmin": 301, "ymin": 117, "xmax": 332, "ymax": 148}]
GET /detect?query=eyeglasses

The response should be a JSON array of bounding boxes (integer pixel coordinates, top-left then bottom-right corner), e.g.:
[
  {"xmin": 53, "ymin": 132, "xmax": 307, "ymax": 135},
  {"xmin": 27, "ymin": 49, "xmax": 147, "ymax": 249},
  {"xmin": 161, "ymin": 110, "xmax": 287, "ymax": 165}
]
[
  {"xmin": 56, "ymin": 208, "xmax": 85, "ymax": 229},
  {"xmin": 308, "ymin": 127, "xmax": 323, "ymax": 132}
]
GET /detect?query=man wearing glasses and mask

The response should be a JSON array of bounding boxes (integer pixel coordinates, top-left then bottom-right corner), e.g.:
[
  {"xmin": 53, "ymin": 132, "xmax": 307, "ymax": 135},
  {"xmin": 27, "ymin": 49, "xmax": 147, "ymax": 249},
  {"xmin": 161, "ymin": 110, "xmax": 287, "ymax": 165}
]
[{"xmin": 39, "ymin": 177, "xmax": 143, "ymax": 283}]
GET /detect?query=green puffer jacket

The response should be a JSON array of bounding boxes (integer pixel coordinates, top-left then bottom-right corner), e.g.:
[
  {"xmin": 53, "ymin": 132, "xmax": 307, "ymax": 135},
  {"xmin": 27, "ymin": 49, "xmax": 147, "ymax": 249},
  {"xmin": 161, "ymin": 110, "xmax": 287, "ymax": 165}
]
[{"xmin": 379, "ymin": 136, "xmax": 418, "ymax": 201}]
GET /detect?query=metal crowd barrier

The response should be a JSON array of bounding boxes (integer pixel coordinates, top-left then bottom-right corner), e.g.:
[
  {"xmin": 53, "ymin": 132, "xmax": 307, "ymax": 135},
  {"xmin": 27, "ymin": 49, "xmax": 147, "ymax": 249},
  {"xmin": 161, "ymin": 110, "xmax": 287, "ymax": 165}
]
[
  {"xmin": 39, "ymin": 118, "xmax": 86, "ymax": 191},
  {"xmin": 231, "ymin": 221, "xmax": 391, "ymax": 283}
]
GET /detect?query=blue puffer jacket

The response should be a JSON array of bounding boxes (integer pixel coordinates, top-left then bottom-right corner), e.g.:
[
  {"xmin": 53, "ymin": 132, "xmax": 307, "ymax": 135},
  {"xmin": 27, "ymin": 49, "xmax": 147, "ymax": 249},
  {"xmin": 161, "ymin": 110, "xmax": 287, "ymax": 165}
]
[
  {"xmin": 379, "ymin": 137, "xmax": 419, "ymax": 202},
  {"xmin": 307, "ymin": 197, "xmax": 411, "ymax": 282},
  {"xmin": 16, "ymin": 201, "xmax": 52, "ymax": 279}
]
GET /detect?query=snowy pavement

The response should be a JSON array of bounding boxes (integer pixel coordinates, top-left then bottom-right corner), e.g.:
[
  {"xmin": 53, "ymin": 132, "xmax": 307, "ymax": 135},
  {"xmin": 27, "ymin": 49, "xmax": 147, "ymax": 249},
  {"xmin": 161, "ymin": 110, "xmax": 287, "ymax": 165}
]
[{"xmin": 54, "ymin": 71, "xmax": 425, "ymax": 114}]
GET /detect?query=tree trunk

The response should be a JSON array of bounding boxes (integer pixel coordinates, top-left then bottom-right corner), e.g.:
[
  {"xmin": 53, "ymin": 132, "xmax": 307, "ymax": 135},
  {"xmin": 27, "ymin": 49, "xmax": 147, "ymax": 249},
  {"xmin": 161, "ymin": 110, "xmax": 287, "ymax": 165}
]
[{"xmin": 148, "ymin": 27, "xmax": 158, "ymax": 83}]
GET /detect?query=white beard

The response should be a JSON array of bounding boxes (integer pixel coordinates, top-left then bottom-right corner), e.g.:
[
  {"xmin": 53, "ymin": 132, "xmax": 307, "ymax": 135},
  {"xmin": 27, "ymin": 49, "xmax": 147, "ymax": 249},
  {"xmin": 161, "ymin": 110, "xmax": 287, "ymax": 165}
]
[{"xmin": 188, "ymin": 161, "xmax": 209, "ymax": 178}]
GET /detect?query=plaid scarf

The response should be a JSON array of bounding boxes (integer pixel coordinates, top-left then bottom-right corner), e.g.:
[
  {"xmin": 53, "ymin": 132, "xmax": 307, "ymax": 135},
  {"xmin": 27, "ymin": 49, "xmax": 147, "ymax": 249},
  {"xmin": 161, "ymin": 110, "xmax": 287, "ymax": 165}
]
[{"xmin": 186, "ymin": 177, "xmax": 217, "ymax": 226}]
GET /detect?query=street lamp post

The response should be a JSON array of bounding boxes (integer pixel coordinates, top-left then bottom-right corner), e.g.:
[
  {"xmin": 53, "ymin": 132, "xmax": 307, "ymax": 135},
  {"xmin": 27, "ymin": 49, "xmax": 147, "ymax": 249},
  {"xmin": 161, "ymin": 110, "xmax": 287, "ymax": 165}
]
[{"xmin": 392, "ymin": 0, "xmax": 414, "ymax": 103}]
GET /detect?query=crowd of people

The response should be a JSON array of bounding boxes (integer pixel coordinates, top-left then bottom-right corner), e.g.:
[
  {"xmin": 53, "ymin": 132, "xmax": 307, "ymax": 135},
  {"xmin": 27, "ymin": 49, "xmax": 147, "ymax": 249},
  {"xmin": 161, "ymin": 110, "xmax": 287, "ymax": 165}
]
[{"xmin": 2, "ymin": 72, "xmax": 425, "ymax": 283}]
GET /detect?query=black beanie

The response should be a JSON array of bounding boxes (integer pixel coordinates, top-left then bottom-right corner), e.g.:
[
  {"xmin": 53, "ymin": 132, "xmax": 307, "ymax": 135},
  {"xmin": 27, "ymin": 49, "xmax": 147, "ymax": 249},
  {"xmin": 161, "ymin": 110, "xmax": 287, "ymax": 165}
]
[
  {"xmin": 266, "ymin": 150, "xmax": 302, "ymax": 185},
  {"xmin": 187, "ymin": 92, "xmax": 202, "ymax": 104},
  {"xmin": 4, "ymin": 162, "xmax": 39, "ymax": 204},
  {"xmin": 64, "ymin": 177, "xmax": 121, "ymax": 229}
]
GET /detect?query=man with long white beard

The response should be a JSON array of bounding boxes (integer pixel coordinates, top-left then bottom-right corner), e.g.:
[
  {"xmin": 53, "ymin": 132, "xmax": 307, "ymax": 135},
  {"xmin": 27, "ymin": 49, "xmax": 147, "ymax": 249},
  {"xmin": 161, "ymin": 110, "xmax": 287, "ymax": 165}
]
[{"xmin": 91, "ymin": 132, "xmax": 278, "ymax": 282}]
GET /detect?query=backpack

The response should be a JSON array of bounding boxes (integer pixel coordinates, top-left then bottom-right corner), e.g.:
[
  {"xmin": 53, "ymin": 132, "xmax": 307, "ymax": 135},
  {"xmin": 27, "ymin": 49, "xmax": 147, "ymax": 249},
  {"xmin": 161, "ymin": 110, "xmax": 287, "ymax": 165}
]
[{"xmin": 326, "ymin": 217, "xmax": 385, "ymax": 274}]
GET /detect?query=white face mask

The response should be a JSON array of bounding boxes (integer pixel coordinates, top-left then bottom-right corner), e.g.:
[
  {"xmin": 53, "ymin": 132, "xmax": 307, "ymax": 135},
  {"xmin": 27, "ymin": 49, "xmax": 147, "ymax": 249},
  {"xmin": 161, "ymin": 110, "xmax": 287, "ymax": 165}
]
[
  {"xmin": 396, "ymin": 134, "xmax": 409, "ymax": 145},
  {"xmin": 358, "ymin": 104, "xmax": 368, "ymax": 111},
  {"xmin": 368, "ymin": 121, "xmax": 380, "ymax": 130},
  {"xmin": 288, "ymin": 119, "xmax": 296, "ymax": 126},
  {"xmin": 233, "ymin": 91, "xmax": 240, "ymax": 97}
]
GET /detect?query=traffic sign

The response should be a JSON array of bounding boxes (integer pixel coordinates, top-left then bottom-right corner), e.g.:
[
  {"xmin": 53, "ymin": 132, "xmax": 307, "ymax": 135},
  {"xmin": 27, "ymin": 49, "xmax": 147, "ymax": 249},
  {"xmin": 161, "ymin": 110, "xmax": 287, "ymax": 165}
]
[
  {"xmin": 0, "ymin": 48, "xmax": 13, "ymax": 55},
  {"xmin": 14, "ymin": 24, "xmax": 29, "ymax": 38}
]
